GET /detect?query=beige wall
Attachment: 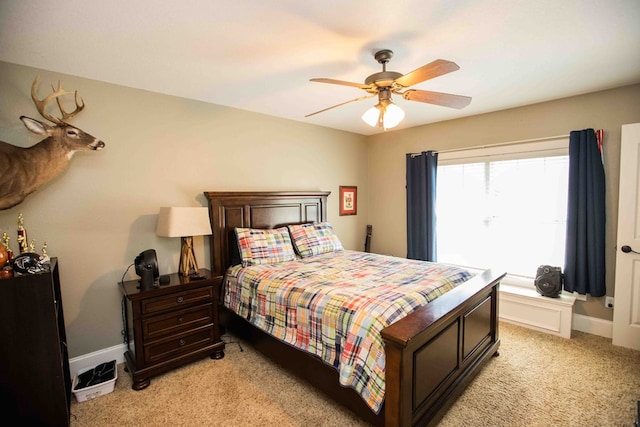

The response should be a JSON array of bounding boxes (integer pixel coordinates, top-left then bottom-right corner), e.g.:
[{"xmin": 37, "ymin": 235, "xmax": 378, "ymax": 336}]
[
  {"xmin": 0, "ymin": 61, "xmax": 368, "ymax": 357},
  {"xmin": 367, "ymin": 83, "xmax": 640, "ymax": 321}
]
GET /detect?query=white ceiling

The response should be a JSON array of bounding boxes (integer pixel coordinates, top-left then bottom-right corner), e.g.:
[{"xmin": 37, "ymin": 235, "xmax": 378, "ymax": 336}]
[{"xmin": 1, "ymin": 0, "xmax": 639, "ymax": 136}]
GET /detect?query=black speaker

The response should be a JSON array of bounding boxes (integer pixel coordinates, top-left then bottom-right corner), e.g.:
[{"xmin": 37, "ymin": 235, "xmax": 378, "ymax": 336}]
[
  {"xmin": 134, "ymin": 249, "xmax": 159, "ymax": 290},
  {"xmin": 139, "ymin": 268, "xmax": 155, "ymax": 291},
  {"xmin": 535, "ymin": 265, "xmax": 562, "ymax": 298}
]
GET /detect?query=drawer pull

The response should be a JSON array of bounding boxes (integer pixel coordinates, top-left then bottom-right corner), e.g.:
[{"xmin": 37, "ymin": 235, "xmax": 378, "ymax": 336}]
[
  {"xmin": 176, "ymin": 296, "xmax": 184, "ymax": 303},
  {"xmin": 179, "ymin": 339, "xmax": 186, "ymax": 346},
  {"xmin": 177, "ymin": 317, "xmax": 184, "ymax": 324}
]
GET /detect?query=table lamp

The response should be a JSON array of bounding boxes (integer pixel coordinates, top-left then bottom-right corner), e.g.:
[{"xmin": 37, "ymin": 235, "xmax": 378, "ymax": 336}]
[{"xmin": 156, "ymin": 207, "xmax": 212, "ymax": 278}]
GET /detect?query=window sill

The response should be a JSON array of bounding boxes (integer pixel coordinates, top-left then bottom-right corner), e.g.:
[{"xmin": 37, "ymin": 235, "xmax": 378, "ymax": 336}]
[
  {"xmin": 464, "ymin": 268, "xmax": 587, "ymax": 301},
  {"xmin": 500, "ymin": 283, "xmax": 576, "ymax": 306}
]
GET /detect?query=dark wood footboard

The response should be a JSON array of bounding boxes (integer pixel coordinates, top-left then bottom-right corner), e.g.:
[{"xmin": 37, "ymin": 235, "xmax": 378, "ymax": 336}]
[{"xmin": 382, "ymin": 269, "xmax": 504, "ymax": 426}]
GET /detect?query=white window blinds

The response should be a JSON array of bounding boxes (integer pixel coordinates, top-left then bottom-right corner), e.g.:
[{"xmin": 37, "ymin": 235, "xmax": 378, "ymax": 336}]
[{"xmin": 436, "ymin": 139, "xmax": 569, "ymax": 280}]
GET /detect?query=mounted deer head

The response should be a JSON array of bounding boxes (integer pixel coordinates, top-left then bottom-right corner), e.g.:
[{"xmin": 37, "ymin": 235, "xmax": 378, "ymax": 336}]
[{"xmin": 0, "ymin": 76, "xmax": 105, "ymax": 210}]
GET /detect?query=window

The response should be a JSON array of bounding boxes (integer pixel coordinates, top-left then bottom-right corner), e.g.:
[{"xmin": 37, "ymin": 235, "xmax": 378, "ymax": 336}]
[{"xmin": 436, "ymin": 139, "xmax": 569, "ymax": 285}]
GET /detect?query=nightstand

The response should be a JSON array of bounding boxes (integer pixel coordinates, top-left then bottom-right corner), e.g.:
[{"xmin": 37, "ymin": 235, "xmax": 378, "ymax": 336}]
[{"xmin": 119, "ymin": 268, "xmax": 225, "ymax": 390}]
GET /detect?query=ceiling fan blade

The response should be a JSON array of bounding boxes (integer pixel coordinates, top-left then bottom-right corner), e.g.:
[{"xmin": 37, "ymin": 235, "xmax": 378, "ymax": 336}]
[
  {"xmin": 310, "ymin": 78, "xmax": 372, "ymax": 90},
  {"xmin": 394, "ymin": 59, "xmax": 460, "ymax": 88},
  {"xmin": 305, "ymin": 94, "xmax": 376, "ymax": 117},
  {"xmin": 402, "ymin": 89, "xmax": 472, "ymax": 109}
]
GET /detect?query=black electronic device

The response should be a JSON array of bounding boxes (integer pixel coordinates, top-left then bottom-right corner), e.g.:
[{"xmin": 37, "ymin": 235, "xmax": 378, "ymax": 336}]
[
  {"xmin": 134, "ymin": 249, "xmax": 159, "ymax": 290},
  {"xmin": 534, "ymin": 265, "xmax": 562, "ymax": 298}
]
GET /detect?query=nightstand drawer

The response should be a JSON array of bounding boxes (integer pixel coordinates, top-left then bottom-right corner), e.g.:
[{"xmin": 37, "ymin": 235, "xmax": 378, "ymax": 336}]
[
  {"xmin": 141, "ymin": 286, "xmax": 213, "ymax": 315},
  {"xmin": 144, "ymin": 325, "xmax": 214, "ymax": 365},
  {"xmin": 142, "ymin": 303, "xmax": 213, "ymax": 340}
]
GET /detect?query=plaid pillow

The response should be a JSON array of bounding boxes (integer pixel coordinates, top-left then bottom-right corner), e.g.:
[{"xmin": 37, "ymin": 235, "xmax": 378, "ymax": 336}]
[
  {"xmin": 288, "ymin": 222, "xmax": 344, "ymax": 258},
  {"xmin": 235, "ymin": 227, "xmax": 296, "ymax": 267}
]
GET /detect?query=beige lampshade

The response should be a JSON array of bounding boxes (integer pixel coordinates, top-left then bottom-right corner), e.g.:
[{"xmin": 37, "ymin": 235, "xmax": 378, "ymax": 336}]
[
  {"xmin": 157, "ymin": 207, "xmax": 212, "ymax": 277},
  {"xmin": 156, "ymin": 207, "xmax": 212, "ymax": 238}
]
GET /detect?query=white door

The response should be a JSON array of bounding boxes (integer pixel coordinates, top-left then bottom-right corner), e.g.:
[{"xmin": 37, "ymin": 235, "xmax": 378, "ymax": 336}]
[{"xmin": 612, "ymin": 123, "xmax": 640, "ymax": 350}]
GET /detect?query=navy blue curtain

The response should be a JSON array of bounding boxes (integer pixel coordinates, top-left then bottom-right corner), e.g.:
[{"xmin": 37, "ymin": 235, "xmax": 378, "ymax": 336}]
[
  {"xmin": 406, "ymin": 151, "xmax": 438, "ymax": 261},
  {"xmin": 564, "ymin": 129, "xmax": 606, "ymax": 296}
]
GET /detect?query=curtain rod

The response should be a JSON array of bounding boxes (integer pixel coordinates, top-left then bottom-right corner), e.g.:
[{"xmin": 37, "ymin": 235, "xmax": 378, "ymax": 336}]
[{"xmin": 410, "ymin": 134, "xmax": 569, "ymax": 156}]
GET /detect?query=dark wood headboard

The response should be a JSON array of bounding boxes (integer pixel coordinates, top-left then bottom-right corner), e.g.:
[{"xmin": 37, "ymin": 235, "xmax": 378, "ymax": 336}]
[{"xmin": 204, "ymin": 191, "xmax": 330, "ymax": 276}]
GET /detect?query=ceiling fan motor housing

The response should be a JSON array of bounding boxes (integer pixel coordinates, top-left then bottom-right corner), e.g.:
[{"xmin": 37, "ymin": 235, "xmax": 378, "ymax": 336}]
[{"xmin": 365, "ymin": 71, "xmax": 403, "ymax": 87}]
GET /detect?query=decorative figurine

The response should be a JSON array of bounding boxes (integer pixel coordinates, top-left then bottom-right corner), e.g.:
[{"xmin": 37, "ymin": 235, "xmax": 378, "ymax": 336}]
[
  {"xmin": 41, "ymin": 242, "xmax": 50, "ymax": 264},
  {"xmin": 0, "ymin": 240, "xmax": 7, "ymax": 269},
  {"xmin": 16, "ymin": 234, "xmax": 26, "ymax": 254},
  {"xmin": 0, "ymin": 233, "xmax": 13, "ymax": 278},
  {"xmin": 17, "ymin": 213, "xmax": 28, "ymax": 254},
  {"xmin": 1, "ymin": 232, "xmax": 12, "ymax": 262}
]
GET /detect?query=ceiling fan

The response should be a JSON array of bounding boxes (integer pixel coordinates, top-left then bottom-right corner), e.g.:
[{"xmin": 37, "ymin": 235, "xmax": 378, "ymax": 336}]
[{"xmin": 306, "ymin": 49, "xmax": 471, "ymax": 130}]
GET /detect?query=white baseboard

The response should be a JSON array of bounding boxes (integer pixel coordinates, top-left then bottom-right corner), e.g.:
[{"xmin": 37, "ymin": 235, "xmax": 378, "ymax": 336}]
[
  {"xmin": 69, "ymin": 343, "xmax": 127, "ymax": 377},
  {"xmin": 572, "ymin": 313, "xmax": 613, "ymax": 338}
]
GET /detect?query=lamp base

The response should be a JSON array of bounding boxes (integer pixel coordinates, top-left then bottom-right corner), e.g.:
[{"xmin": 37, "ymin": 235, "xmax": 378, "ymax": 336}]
[{"xmin": 179, "ymin": 236, "xmax": 199, "ymax": 277}]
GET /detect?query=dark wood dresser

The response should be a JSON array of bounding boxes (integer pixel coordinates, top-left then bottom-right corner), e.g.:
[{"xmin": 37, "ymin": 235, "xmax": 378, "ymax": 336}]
[
  {"xmin": 0, "ymin": 258, "xmax": 72, "ymax": 426},
  {"xmin": 119, "ymin": 269, "xmax": 225, "ymax": 390}
]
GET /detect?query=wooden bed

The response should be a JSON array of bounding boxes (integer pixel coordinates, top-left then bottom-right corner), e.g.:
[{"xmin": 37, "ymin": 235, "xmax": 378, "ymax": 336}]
[{"xmin": 204, "ymin": 191, "xmax": 505, "ymax": 427}]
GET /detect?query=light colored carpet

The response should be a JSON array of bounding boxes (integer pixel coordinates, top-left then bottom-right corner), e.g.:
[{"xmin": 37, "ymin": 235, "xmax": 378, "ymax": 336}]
[{"xmin": 70, "ymin": 322, "xmax": 640, "ymax": 426}]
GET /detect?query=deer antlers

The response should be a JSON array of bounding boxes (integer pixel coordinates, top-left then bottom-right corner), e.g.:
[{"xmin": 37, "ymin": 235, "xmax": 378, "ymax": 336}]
[{"xmin": 30, "ymin": 76, "xmax": 85, "ymax": 125}]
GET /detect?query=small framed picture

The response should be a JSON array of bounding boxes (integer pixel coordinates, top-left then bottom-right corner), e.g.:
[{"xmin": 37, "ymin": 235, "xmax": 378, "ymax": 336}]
[{"xmin": 339, "ymin": 186, "xmax": 357, "ymax": 216}]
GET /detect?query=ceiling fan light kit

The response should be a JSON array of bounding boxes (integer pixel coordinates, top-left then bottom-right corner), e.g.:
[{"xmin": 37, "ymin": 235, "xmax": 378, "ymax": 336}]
[
  {"xmin": 362, "ymin": 100, "xmax": 405, "ymax": 130},
  {"xmin": 307, "ymin": 49, "xmax": 471, "ymax": 130}
]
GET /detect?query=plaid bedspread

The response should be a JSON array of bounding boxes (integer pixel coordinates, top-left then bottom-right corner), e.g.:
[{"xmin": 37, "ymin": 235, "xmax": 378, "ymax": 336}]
[{"xmin": 224, "ymin": 250, "xmax": 472, "ymax": 413}]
